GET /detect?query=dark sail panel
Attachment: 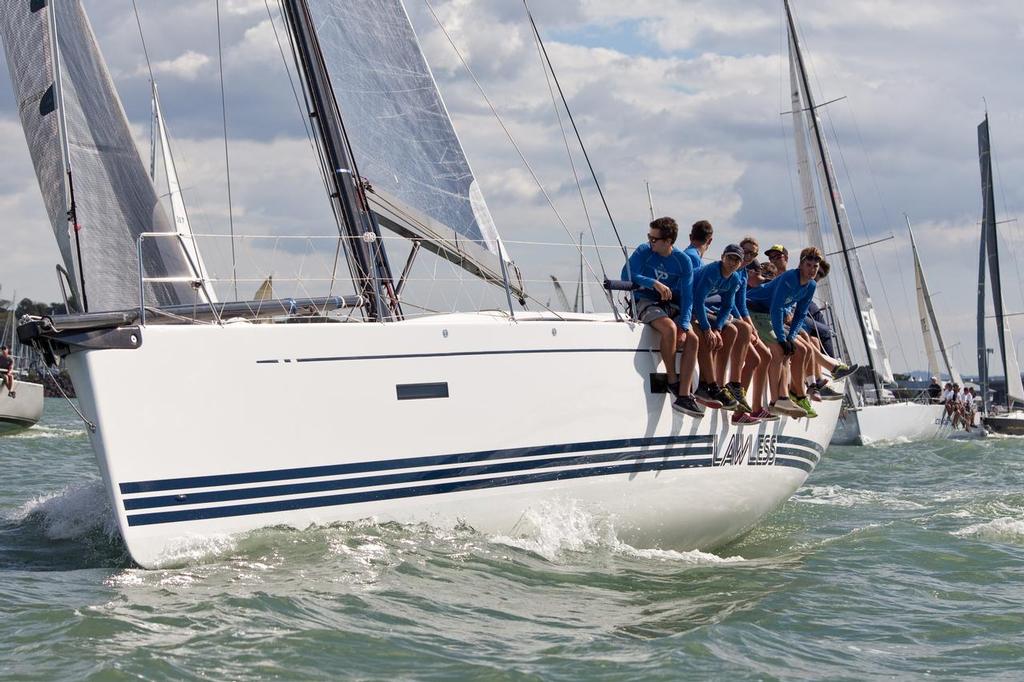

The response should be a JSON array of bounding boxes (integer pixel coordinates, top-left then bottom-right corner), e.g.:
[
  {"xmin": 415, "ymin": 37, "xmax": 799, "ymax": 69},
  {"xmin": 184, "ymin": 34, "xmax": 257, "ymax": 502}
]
[{"xmin": 1, "ymin": 0, "xmax": 194, "ymax": 311}]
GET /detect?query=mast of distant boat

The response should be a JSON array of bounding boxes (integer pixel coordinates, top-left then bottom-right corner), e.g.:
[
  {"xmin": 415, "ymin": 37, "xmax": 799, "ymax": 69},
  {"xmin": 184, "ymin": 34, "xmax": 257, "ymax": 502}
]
[{"xmin": 784, "ymin": 0, "xmax": 886, "ymax": 400}]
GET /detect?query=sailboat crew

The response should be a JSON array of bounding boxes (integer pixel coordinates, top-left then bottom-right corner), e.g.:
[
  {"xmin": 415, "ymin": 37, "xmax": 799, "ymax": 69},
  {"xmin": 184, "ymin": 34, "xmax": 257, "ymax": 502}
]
[
  {"xmin": 725, "ymin": 237, "xmax": 772, "ymax": 424},
  {"xmin": 692, "ymin": 244, "xmax": 748, "ymax": 410},
  {"xmin": 624, "ymin": 217, "xmax": 705, "ymax": 418},
  {"xmin": 683, "ymin": 220, "xmax": 713, "ymax": 270},
  {"xmin": 1, "ymin": 345, "xmax": 14, "ymax": 398}
]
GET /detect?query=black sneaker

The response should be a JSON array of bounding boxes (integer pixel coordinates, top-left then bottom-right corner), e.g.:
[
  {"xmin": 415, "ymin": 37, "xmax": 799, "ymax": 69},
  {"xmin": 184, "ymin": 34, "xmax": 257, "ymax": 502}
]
[
  {"xmin": 818, "ymin": 386, "xmax": 844, "ymax": 401},
  {"xmin": 726, "ymin": 382, "xmax": 752, "ymax": 413},
  {"xmin": 830, "ymin": 364, "xmax": 859, "ymax": 381},
  {"xmin": 714, "ymin": 383, "xmax": 738, "ymax": 411},
  {"xmin": 673, "ymin": 394, "xmax": 706, "ymax": 418},
  {"xmin": 694, "ymin": 383, "xmax": 724, "ymax": 409},
  {"xmin": 667, "ymin": 380, "xmax": 680, "ymax": 398}
]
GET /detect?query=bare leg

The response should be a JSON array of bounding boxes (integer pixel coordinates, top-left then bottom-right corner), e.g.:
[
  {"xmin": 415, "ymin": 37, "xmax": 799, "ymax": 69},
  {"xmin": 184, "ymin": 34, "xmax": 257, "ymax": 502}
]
[
  {"xmin": 651, "ymin": 317, "xmax": 679, "ymax": 385},
  {"xmin": 678, "ymin": 328, "xmax": 700, "ymax": 396},
  {"xmin": 728, "ymin": 321, "xmax": 752, "ymax": 384},
  {"xmin": 768, "ymin": 343, "xmax": 787, "ymax": 402},
  {"xmin": 790, "ymin": 341, "xmax": 809, "ymax": 396},
  {"xmin": 697, "ymin": 329, "xmax": 717, "ymax": 385},
  {"xmin": 717, "ymin": 323, "xmax": 738, "ymax": 386},
  {"xmin": 748, "ymin": 339, "xmax": 771, "ymax": 411}
]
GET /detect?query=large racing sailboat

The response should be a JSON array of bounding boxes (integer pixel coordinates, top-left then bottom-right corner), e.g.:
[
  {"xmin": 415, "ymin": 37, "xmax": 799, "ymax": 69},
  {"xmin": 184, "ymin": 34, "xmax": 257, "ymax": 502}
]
[
  {"xmin": 4, "ymin": 0, "xmax": 842, "ymax": 568},
  {"xmin": 784, "ymin": 0, "xmax": 950, "ymax": 445},
  {"xmin": 976, "ymin": 113, "xmax": 1024, "ymax": 435}
]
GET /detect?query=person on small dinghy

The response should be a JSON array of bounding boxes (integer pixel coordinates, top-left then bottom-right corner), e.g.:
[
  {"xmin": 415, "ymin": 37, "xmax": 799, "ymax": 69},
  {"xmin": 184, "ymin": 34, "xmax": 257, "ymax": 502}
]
[{"xmin": 1, "ymin": 345, "xmax": 14, "ymax": 399}]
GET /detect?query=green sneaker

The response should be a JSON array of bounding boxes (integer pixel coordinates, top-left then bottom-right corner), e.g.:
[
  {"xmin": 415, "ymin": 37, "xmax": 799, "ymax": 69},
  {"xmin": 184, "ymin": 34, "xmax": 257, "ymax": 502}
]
[
  {"xmin": 788, "ymin": 391, "xmax": 818, "ymax": 418},
  {"xmin": 726, "ymin": 382, "xmax": 752, "ymax": 414}
]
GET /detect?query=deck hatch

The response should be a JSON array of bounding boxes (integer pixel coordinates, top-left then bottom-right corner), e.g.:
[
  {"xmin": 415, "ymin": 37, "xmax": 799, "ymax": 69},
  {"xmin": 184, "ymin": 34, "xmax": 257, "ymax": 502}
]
[{"xmin": 396, "ymin": 382, "xmax": 449, "ymax": 401}]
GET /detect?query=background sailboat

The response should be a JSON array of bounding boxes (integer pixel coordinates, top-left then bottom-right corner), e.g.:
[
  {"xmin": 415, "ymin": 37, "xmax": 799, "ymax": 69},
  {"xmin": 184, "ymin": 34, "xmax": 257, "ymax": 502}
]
[
  {"xmin": 1, "ymin": 304, "xmax": 44, "ymax": 434},
  {"xmin": 784, "ymin": 0, "xmax": 950, "ymax": 445},
  {"xmin": 976, "ymin": 113, "xmax": 1024, "ymax": 435}
]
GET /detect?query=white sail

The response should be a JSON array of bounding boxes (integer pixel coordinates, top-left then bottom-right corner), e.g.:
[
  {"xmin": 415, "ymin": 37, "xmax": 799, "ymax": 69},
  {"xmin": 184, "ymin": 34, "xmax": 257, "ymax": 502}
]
[
  {"xmin": 152, "ymin": 84, "xmax": 216, "ymax": 304},
  {"xmin": 907, "ymin": 217, "xmax": 961, "ymax": 384}
]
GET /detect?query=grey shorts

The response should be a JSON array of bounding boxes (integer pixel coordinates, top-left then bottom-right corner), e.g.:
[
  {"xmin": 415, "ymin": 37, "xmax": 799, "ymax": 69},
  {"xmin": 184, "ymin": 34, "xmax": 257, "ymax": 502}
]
[
  {"xmin": 637, "ymin": 299, "xmax": 681, "ymax": 327},
  {"xmin": 751, "ymin": 312, "xmax": 789, "ymax": 344}
]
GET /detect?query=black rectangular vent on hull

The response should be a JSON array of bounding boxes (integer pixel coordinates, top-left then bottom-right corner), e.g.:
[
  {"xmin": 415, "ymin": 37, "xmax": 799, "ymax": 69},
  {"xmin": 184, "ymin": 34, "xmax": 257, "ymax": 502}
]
[{"xmin": 396, "ymin": 382, "xmax": 450, "ymax": 401}]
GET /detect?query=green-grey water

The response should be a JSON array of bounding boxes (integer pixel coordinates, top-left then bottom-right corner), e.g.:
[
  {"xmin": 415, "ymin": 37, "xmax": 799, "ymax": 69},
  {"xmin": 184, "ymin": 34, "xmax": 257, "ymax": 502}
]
[{"xmin": 2, "ymin": 400, "xmax": 1023, "ymax": 679}]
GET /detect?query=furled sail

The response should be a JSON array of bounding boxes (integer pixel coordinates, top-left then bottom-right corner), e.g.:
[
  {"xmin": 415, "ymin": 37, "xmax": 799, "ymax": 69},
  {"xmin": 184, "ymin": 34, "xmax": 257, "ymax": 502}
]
[
  {"xmin": 908, "ymin": 217, "xmax": 961, "ymax": 384},
  {"xmin": 0, "ymin": 0, "xmax": 194, "ymax": 312},
  {"xmin": 978, "ymin": 116, "xmax": 1024, "ymax": 405},
  {"xmin": 785, "ymin": 1, "xmax": 894, "ymax": 386},
  {"xmin": 302, "ymin": 0, "xmax": 518, "ymax": 291}
]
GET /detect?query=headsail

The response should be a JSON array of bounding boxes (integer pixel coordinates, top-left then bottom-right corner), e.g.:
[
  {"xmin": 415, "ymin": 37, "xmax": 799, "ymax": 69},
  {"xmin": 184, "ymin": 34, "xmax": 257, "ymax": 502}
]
[
  {"xmin": 907, "ymin": 217, "xmax": 961, "ymax": 384},
  {"xmin": 0, "ymin": 0, "xmax": 194, "ymax": 312},
  {"xmin": 302, "ymin": 0, "xmax": 520, "ymax": 295},
  {"xmin": 978, "ymin": 116, "xmax": 1024, "ymax": 405},
  {"xmin": 784, "ymin": 0, "xmax": 894, "ymax": 389}
]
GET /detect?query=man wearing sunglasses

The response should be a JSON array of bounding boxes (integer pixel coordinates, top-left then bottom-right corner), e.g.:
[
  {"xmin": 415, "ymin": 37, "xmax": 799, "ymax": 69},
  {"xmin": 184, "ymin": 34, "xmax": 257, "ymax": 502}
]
[
  {"xmin": 624, "ymin": 217, "xmax": 705, "ymax": 417},
  {"xmin": 691, "ymin": 244, "xmax": 748, "ymax": 410}
]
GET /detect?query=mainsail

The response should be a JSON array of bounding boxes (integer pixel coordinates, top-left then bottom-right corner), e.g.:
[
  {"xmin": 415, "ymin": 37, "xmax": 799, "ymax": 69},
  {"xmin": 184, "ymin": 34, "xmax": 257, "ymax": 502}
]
[
  {"xmin": 907, "ymin": 217, "xmax": 961, "ymax": 384},
  {"xmin": 978, "ymin": 115, "xmax": 1024, "ymax": 406},
  {"xmin": 0, "ymin": 0, "xmax": 194, "ymax": 312},
  {"xmin": 303, "ymin": 0, "xmax": 518, "ymax": 292},
  {"xmin": 785, "ymin": 0, "xmax": 894, "ymax": 390}
]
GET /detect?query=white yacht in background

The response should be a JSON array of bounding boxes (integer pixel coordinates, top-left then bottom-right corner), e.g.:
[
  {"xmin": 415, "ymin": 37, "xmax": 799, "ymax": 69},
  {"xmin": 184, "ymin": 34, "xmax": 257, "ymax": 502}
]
[
  {"xmin": 1, "ymin": 307, "xmax": 44, "ymax": 434},
  {"xmin": 3, "ymin": 0, "xmax": 842, "ymax": 568},
  {"xmin": 783, "ymin": 0, "xmax": 948, "ymax": 445}
]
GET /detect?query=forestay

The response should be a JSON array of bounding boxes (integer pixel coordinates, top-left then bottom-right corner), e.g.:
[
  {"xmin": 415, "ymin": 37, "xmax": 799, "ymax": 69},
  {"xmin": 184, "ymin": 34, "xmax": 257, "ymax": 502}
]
[
  {"xmin": 0, "ymin": 0, "xmax": 193, "ymax": 312},
  {"xmin": 304, "ymin": 0, "xmax": 517, "ymax": 288}
]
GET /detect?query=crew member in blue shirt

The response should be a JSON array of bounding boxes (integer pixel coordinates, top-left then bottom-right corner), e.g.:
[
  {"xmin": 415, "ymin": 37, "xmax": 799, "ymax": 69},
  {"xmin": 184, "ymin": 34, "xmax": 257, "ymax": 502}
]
[
  {"xmin": 683, "ymin": 220, "xmax": 713, "ymax": 272},
  {"xmin": 691, "ymin": 244, "xmax": 747, "ymax": 410},
  {"xmin": 624, "ymin": 217, "xmax": 704, "ymax": 417}
]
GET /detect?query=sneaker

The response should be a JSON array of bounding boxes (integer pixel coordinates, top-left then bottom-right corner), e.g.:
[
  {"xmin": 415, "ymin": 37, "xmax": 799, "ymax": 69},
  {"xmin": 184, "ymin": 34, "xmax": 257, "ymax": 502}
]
[
  {"xmin": 9, "ymin": 391, "xmax": 14, "ymax": 399},
  {"xmin": 789, "ymin": 391, "xmax": 818, "ymax": 418},
  {"xmin": 732, "ymin": 411, "xmax": 760, "ymax": 425},
  {"xmin": 713, "ymin": 384, "xmax": 739, "ymax": 411},
  {"xmin": 750, "ymin": 408, "xmax": 780, "ymax": 422},
  {"xmin": 830, "ymin": 363, "xmax": 859, "ymax": 381},
  {"xmin": 667, "ymin": 380, "xmax": 680, "ymax": 398},
  {"xmin": 817, "ymin": 386, "xmax": 844, "ymax": 401},
  {"xmin": 768, "ymin": 398, "xmax": 802, "ymax": 418},
  {"xmin": 809, "ymin": 391, "xmax": 823, "ymax": 402},
  {"xmin": 673, "ymin": 394, "xmax": 706, "ymax": 418},
  {"xmin": 694, "ymin": 383, "xmax": 724, "ymax": 409},
  {"xmin": 726, "ymin": 382, "xmax": 753, "ymax": 414}
]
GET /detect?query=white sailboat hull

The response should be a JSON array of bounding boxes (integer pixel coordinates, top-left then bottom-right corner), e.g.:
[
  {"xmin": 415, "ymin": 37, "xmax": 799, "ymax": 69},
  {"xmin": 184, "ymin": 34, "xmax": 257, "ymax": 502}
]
[
  {"xmin": 64, "ymin": 313, "xmax": 841, "ymax": 568},
  {"xmin": 0, "ymin": 380, "xmax": 44, "ymax": 434},
  {"xmin": 831, "ymin": 402, "xmax": 954, "ymax": 446}
]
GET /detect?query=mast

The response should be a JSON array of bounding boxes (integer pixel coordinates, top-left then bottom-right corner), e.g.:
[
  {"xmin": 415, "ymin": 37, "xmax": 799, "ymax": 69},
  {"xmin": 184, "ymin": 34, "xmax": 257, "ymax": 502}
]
[
  {"xmin": 281, "ymin": 0, "xmax": 395, "ymax": 320},
  {"xmin": 977, "ymin": 215, "xmax": 989, "ymax": 414},
  {"xmin": 784, "ymin": 0, "xmax": 882, "ymax": 399},
  {"xmin": 978, "ymin": 114, "xmax": 1024, "ymax": 409}
]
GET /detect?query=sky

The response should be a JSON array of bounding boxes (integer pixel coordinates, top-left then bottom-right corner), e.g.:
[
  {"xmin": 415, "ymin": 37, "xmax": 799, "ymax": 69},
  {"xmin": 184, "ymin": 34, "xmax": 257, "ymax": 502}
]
[{"xmin": 2, "ymin": 0, "xmax": 1024, "ymax": 375}]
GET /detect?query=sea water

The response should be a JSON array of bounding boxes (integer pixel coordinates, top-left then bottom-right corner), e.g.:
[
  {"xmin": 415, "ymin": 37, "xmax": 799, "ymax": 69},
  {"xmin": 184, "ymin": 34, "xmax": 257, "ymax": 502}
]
[{"xmin": 2, "ymin": 400, "xmax": 1022, "ymax": 679}]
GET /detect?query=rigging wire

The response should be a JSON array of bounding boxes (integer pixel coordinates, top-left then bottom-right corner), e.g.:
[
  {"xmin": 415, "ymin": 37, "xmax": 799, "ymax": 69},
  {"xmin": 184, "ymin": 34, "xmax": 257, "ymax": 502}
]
[
  {"xmin": 421, "ymin": 0, "xmax": 607, "ymax": 292},
  {"xmin": 215, "ymin": 0, "xmax": 239, "ymax": 300},
  {"xmin": 522, "ymin": 1, "xmax": 628, "ymax": 265}
]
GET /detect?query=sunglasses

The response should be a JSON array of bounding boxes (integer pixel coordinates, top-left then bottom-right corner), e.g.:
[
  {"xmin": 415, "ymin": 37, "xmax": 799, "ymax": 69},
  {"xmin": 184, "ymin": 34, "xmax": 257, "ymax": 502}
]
[
  {"xmin": 647, "ymin": 235, "xmax": 668, "ymax": 244},
  {"xmin": 723, "ymin": 253, "xmax": 743, "ymax": 262},
  {"xmin": 742, "ymin": 249, "xmax": 758, "ymax": 257}
]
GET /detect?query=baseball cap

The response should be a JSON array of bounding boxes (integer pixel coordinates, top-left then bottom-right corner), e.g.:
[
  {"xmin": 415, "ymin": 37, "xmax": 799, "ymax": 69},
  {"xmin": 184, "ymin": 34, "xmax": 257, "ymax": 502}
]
[
  {"xmin": 723, "ymin": 244, "xmax": 744, "ymax": 259},
  {"xmin": 765, "ymin": 244, "xmax": 788, "ymax": 257}
]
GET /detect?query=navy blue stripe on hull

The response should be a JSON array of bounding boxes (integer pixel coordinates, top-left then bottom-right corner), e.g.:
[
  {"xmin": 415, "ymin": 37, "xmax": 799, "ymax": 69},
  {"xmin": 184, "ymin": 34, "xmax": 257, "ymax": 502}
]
[
  {"xmin": 119, "ymin": 435, "xmax": 715, "ymax": 495},
  {"xmin": 126, "ymin": 457, "xmax": 725, "ymax": 526},
  {"xmin": 123, "ymin": 446, "xmax": 713, "ymax": 511}
]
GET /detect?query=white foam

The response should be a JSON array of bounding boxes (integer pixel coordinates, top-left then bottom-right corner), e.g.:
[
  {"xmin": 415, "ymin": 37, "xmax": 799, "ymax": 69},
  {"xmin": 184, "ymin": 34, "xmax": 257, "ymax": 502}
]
[
  {"xmin": 954, "ymin": 517, "xmax": 1024, "ymax": 544},
  {"xmin": 9, "ymin": 480, "xmax": 119, "ymax": 540},
  {"xmin": 492, "ymin": 499, "xmax": 745, "ymax": 564},
  {"xmin": 794, "ymin": 485, "xmax": 925, "ymax": 510}
]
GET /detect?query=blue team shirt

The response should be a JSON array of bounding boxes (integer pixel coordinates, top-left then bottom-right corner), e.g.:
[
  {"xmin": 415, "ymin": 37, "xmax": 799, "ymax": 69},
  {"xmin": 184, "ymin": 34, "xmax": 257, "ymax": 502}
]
[
  {"xmin": 692, "ymin": 262, "xmax": 742, "ymax": 330},
  {"xmin": 746, "ymin": 269, "xmax": 817, "ymax": 342},
  {"xmin": 683, "ymin": 244, "xmax": 703, "ymax": 271},
  {"xmin": 731, "ymin": 267, "xmax": 750, "ymax": 320},
  {"xmin": 623, "ymin": 244, "xmax": 695, "ymax": 329}
]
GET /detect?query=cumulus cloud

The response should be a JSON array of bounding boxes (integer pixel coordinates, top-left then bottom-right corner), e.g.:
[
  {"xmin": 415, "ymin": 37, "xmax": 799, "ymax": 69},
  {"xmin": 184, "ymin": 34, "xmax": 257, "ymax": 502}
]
[{"xmin": 2, "ymin": 0, "xmax": 1024, "ymax": 371}]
